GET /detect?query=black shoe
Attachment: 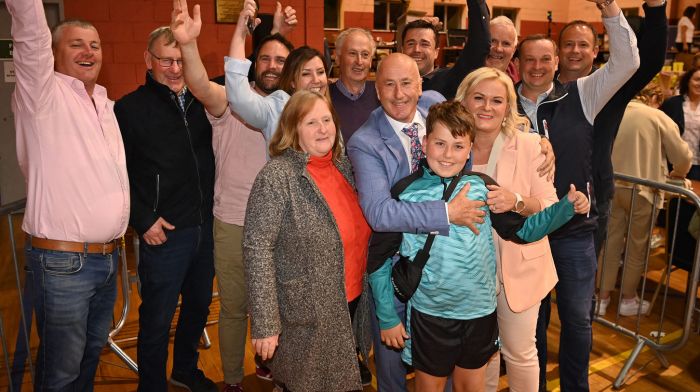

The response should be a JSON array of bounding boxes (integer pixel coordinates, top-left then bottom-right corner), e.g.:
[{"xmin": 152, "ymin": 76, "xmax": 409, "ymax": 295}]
[
  {"xmin": 359, "ymin": 359, "xmax": 372, "ymax": 386},
  {"xmin": 169, "ymin": 369, "xmax": 218, "ymax": 392}
]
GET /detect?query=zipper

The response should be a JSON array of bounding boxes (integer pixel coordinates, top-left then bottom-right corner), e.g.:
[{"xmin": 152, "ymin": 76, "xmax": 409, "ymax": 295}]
[
  {"xmin": 153, "ymin": 173, "xmax": 160, "ymax": 212},
  {"xmin": 174, "ymin": 93, "xmax": 205, "ymax": 223}
]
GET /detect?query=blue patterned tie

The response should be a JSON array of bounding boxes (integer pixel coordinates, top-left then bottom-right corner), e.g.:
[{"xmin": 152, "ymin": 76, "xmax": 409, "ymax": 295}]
[{"xmin": 401, "ymin": 123, "xmax": 424, "ymax": 173}]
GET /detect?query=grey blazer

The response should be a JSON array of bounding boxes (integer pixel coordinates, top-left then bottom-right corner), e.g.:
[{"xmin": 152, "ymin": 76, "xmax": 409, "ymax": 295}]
[{"xmin": 243, "ymin": 148, "xmax": 371, "ymax": 392}]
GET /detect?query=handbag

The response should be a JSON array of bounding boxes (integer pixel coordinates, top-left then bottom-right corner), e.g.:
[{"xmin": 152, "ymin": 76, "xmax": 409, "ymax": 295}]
[{"xmin": 391, "ymin": 170, "xmax": 465, "ymax": 303}]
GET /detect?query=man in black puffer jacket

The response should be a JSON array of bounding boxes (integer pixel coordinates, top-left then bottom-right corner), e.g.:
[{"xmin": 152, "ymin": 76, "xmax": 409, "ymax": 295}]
[{"xmin": 114, "ymin": 26, "xmax": 216, "ymax": 392}]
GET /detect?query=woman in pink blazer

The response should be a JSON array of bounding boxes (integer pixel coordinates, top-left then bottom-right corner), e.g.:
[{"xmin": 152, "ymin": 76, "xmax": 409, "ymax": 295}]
[{"xmin": 456, "ymin": 67, "xmax": 559, "ymax": 392}]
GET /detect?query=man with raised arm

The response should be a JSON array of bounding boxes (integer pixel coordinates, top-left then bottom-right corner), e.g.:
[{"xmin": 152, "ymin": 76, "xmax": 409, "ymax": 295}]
[
  {"xmin": 555, "ymin": 0, "xmax": 668, "ymax": 257},
  {"xmin": 170, "ymin": 1, "xmax": 296, "ymax": 390},
  {"xmin": 513, "ymin": 1, "xmax": 640, "ymax": 390},
  {"xmin": 401, "ymin": 0, "xmax": 491, "ymax": 100},
  {"xmin": 7, "ymin": 0, "xmax": 129, "ymax": 390}
]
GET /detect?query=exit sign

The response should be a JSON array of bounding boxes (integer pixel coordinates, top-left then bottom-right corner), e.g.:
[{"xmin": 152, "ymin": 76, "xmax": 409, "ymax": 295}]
[{"xmin": 0, "ymin": 40, "xmax": 13, "ymax": 59}]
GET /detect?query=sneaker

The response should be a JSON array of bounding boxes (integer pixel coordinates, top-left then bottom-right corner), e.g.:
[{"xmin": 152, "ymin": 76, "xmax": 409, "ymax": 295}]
[
  {"xmin": 359, "ymin": 358, "xmax": 372, "ymax": 386},
  {"xmin": 169, "ymin": 369, "xmax": 218, "ymax": 392},
  {"xmin": 596, "ymin": 297, "xmax": 610, "ymax": 316},
  {"xmin": 222, "ymin": 383, "xmax": 244, "ymax": 392},
  {"xmin": 619, "ymin": 297, "xmax": 650, "ymax": 316},
  {"xmin": 255, "ymin": 363, "xmax": 273, "ymax": 381}
]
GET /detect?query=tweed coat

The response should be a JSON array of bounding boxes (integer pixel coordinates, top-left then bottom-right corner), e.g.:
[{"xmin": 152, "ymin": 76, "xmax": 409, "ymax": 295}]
[{"xmin": 243, "ymin": 148, "xmax": 371, "ymax": 392}]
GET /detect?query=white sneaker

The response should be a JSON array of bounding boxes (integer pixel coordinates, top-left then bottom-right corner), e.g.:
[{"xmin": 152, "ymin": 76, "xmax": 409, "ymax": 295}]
[
  {"xmin": 619, "ymin": 297, "xmax": 650, "ymax": 316},
  {"xmin": 596, "ymin": 297, "xmax": 610, "ymax": 316}
]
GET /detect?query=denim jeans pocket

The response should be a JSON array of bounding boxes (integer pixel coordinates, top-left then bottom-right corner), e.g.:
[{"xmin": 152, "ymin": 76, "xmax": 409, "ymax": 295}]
[{"xmin": 42, "ymin": 252, "xmax": 84, "ymax": 275}]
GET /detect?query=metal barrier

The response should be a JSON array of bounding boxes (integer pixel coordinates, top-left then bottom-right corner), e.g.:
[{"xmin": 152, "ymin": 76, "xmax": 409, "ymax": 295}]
[
  {"xmin": 596, "ymin": 173, "xmax": 700, "ymax": 389},
  {"xmin": 0, "ymin": 199, "xmax": 135, "ymax": 389}
]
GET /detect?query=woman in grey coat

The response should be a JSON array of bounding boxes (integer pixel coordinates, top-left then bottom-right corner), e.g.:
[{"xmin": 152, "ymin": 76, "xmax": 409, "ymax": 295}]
[{"xmin": 243, "ymin": 90, "xmax": 372, "ymax": 392}]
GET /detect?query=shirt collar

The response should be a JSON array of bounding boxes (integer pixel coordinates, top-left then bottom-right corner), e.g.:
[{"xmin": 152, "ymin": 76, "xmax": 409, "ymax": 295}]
[
  {"xmin": 384, "ymin": 110, "xmax": 425, "ymax": 135},
  {"xmin": 335, "ymin": 78, "xmax": 366, "ymax": 101}
]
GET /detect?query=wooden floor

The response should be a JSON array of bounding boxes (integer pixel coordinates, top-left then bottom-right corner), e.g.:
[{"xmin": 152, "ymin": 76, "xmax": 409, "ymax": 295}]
[{"xmin": 1, "ymin": 217, "xmax": 700, "ymax": 391}]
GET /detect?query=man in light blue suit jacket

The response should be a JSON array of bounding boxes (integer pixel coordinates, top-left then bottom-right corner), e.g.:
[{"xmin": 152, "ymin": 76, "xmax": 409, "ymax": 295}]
[{"xmin": 347, "ymin": 53, "xmax": 486, "ymax": 391}]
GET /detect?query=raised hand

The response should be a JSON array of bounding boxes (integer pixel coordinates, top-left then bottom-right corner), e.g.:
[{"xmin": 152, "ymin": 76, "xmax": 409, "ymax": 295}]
[
  {"xmin": 171, "ymin": 0, "xmax": 201, "ymax": 45},
  {"xmin": 567, "ymin": 184, "xmax": 590, "ymax": 215},
  {"xmin": 236, "ymin": 0, "xmax": 261, "ymax": 37},
  {"xmin": 272, "ymin": 2, "xmax": 298, "ymax": 37}
]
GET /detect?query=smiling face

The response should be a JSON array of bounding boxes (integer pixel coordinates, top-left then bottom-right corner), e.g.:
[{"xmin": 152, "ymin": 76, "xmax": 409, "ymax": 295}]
[
  {"xmin": 255, "ymin": 40, "xmax": 289, "ymax": 95},
  {"xmin": 518, "ymin": 38, "xmax": 558, "ymax": 98},
  {"xmin": 461, "ymin": 78, "xmax": 508, "ymax": 135},
  {"xmin": 337, "ymin": 31, "xmax": 373, "ymax": 85},
  {"xmin": 485, "ymin": 23, "xmax": 517, "ymax": 72},
  {"xmin": 422, "ymin": 121, "xmax": 472, "ymax": 178},
  {"xmin": 53, "ymin": 25, "xmax": 102, "ymax": 95},
  {"xmin": 146, "ymin": 36, "xmax": 185, "ymax": 94},
  {"xmin": 292, "ymin": 56, "xmax": 328, "ymax": 95},
  {"xmin": 376, "ymin": 54, "xmax": 422, "ymax": 123},
  {"xmin": 558, "ymin": 25, "xmax": 598, "ymax": 76},
  {"xmin": 297, "ymin": 98, "xmax": 337, "ymax": 157},
  {"xmin": 403, "ymin": 27, "xmax": 439, "ymax": 76}
]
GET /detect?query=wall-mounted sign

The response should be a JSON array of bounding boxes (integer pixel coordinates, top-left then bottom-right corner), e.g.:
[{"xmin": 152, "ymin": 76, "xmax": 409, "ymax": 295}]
[
  {"xmin": 4, "ymin": 61, "xmax": 14, "ymax": 83},
  {"xmin": 216, "ymin": 0, "xmax": 245, "ymax": 23},
  {"xmin": 0, "ymin": 40, "xmax": 13, "ymax": 60}
]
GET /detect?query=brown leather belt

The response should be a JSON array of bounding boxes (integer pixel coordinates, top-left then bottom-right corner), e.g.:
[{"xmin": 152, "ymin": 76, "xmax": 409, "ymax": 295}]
[{"xmin": 26, "ymin": 234, "xmax": 120, "ymax": 255}]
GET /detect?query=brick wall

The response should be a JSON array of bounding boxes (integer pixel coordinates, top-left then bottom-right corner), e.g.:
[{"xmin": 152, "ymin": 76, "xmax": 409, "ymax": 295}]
[{"xmin": 62, "ymin": 0, "xmax": 324, "ymax": 100}]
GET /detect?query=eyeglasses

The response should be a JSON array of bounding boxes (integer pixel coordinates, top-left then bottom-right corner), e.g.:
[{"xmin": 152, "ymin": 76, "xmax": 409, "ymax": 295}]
[{"xmin": 148, "ymin": 50, "xmax": 183, "ymax": 68}]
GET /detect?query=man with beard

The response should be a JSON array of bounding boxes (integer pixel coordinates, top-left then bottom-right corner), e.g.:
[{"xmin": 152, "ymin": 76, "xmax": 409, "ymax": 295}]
[
  {"xmin": 401, "ymin": 0, "xmax": 491, "ymax": 99},
  {"xmin": 170, "ymin": 1, "xmax": 296, "ymax": 391}
]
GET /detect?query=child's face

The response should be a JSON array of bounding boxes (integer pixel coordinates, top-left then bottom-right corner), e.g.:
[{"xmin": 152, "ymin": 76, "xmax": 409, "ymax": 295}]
[{"xmin": 422, "ymin": 121, "xmax": 472, "ymax": 178}]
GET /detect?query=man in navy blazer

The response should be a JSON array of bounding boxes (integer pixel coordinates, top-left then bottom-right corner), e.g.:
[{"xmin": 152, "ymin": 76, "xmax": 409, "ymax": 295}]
[{"xmin": 347, "ymin": 53, "xmax": 485, "ymax": 391}]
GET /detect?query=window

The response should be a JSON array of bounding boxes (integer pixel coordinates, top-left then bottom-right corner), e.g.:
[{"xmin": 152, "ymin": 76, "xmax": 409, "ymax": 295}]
[
  {"xmin": 433, "ymin": 4, "xmax": 463, "ymax": 32},
  {"xmin": 324, "ymin": 0, "xmax": 340, "ymax": 29},
  {"xmin": 374, "ymin": 0, "xmax": 403, "ymax": 31},
  {"xmin": 492, "ymin": 7, "xmax": 518, "ymax": 23}
]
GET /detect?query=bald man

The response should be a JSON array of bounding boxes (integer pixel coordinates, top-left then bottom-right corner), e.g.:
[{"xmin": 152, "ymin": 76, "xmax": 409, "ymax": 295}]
[{"xmin": 347, "ymin": 53, "xmax": 485, "ymax": 391}]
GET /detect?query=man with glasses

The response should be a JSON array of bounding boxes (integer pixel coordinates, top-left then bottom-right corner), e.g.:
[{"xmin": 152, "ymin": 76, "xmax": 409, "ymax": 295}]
[{"xmin": 114, "ymin": 26, "xmax": 216, "ymax": 392}]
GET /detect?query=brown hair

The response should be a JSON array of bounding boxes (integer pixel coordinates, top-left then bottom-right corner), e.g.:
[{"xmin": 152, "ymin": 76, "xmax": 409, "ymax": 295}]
[
  {"xmin": 558, "ymin": 20, "xmax": 598, "ymax": 48},
  {"xmin": 517, "ymin": 34, "xmax": 558, "ymax": 57},
  {"xmin": 425, "ymin": 101, "xmax": 476, "ymax": 142},
  {"xmin": 278, "ymin": 46, "xmax": 327, "ymax": 95},
  {"xmin": 269, "ymin": 90, "xmax": 343, "ymax": 160},
  {"xmin": 147, "ymin": 26, "xmax": 177, "ymax": 51}
]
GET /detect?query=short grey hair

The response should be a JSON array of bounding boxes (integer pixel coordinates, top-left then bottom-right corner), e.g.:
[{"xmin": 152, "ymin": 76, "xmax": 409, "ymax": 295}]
[
  {"xmin": 51, "ymin": 19, "xmax": 97, "ymax": 49},
  {"xmin": 490, "ymin": 16, "xmax": 518, "ymax": 46},
  {"xmin": 147, "ymin": 26, "xmax": 177, "ymax": 51},
  {"xmin": 335, "ymin": 28, "xmax": 376, "ymax": 57}
]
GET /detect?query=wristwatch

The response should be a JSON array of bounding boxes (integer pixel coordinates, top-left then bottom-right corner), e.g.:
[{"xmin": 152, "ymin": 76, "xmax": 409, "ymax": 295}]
[{"xmin": 512, "ymin": 193, "xmax": 526, "ymax": 214}]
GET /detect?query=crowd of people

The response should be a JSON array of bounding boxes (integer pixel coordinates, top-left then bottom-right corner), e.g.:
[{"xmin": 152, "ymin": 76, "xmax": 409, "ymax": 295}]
[{"xmin": 7, "ymin": 0, "xmax": 694, "ymax": 391}]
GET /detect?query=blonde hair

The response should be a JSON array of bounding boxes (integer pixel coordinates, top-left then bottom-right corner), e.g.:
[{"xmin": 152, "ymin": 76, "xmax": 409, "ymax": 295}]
[
  {"xmin": 455, "ymin": 67, "xmax": 529, "ymax": 136},
  {"xmin": 269, "ymin": 90, "xmax": 343, "ymax": 160}
]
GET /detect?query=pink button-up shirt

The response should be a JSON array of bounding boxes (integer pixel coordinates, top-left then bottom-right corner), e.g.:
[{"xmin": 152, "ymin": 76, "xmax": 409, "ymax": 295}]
[
  {"xmin": 9, "ymin": 0, "xmax": 129, "ymax": 243},
  {"xmin": 208, "ymin": 85, "xmax": 267, "ymax": 226}
]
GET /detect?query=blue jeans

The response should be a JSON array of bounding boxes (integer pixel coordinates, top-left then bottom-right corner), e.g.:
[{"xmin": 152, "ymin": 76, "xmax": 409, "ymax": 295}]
[
  {"xmin": 25, "ymin": 245, "xmax": 118, "ymax": 392},
  {"xmin": 536, "ymin": 234, "xmax": 596, "ymax": 391},
  {"xmin": 136, "ymin": 219, "xmax": 215, "ymax": 392}
]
